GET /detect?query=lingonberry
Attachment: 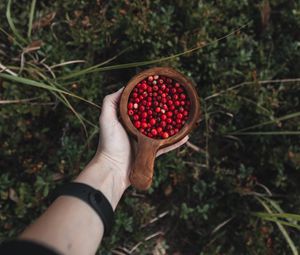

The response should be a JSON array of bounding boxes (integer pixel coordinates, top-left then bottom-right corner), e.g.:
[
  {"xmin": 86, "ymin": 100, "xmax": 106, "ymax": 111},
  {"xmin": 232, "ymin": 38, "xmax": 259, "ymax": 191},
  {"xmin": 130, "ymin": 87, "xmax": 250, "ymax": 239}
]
[{"xmin": 128, "ymin": 75, "xmax": 190, "ymax": 139}]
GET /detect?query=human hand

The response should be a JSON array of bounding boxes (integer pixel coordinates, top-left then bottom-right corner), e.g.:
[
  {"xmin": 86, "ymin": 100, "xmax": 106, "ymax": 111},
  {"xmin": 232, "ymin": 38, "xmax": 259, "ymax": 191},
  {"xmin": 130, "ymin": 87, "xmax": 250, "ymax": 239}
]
[
  {"xmin": 76, "ymin": 87, "xmax": 188, "ymax": 208},
  {"xmin": 95, "ymin": 87, "xmax": 189, "ymax": 187}
]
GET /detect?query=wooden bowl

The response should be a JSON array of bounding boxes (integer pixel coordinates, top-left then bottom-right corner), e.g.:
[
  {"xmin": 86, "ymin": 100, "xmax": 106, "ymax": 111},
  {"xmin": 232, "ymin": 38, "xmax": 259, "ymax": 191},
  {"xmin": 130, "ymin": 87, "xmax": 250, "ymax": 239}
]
[{"xmin": 119, "ymin": 67, "xmax": 200, "ymax": 190}]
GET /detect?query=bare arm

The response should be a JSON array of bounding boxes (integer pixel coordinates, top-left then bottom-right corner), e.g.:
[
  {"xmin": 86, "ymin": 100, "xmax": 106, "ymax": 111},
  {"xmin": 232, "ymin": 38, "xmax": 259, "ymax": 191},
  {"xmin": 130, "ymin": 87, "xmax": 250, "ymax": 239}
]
[{"xmin": 19, "ymin": 88, "xmax": 188, "ymax": 255}]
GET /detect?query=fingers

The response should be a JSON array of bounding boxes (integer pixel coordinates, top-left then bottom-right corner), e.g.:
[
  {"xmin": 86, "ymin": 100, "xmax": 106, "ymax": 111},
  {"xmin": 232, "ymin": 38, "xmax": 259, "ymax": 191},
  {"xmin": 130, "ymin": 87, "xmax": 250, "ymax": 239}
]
[
  {"xmin": 100, "ymin": 87, "xmax": 124, "ymax": 121},
  {"xmin": 156, "ymin": 135, "xmax": 189, "ymax": 157}
]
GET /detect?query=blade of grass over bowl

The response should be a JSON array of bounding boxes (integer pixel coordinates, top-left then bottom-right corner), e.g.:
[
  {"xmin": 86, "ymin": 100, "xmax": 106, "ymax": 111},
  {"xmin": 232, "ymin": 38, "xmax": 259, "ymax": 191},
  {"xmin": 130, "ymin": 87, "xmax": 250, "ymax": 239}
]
[
  {"xmin": 0, "ymin": 73, "xmax": 100, "ymax": 109},
  {"xmin": 27, "ymin": 0, "xmax": 36, "ymax": 38},
  {"xmin": 256, "ymin": 197, "xmax": 298, "ymax": 255},
  {"xmin": 230, "ymin": 112, "xmax": 300, "ymax": 133},
  {"xmin": 60, "ymin": 22, "xmax": 250, "ymax": 80},
  {"xmin": 6, "ymin": 0, "xmax": 27, "ymax": 44}
]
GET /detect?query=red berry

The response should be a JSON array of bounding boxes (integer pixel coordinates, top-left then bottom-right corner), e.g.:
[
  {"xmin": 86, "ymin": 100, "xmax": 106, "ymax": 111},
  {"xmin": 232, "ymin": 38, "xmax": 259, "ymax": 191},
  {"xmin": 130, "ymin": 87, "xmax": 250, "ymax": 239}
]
[
  {"xmin": 133, "ymin": 114, "xmax": 139, "ymax": 121},
  {"xmin": 161, "ymin": 114, "xmax": 167, "ymax": 120},
  {"xmin": 155, "ymin": 107, "xmax": 161, "ymax": 113},
  {"xmin": 177, "ymin": 113, "xmax": 183, "ymax": 119},
  {"xmin": 141, "ymin": 83, "xmax": 147, "ymax": 90},
  {"xmin": 169, "ymin": 105, "xmax": 175, "ymax": 111},
  {"xmin": 134, "ymin": 121, "xmax": 141, "ymax": 128},
  {"xmin": 153, "ymin": 85, "xmax": 159, "ymax": 91},
  {"xmin": 180, "ymin": 93, "xmax": 186, "ymax": 100},
  {"xmin": 148, "ymin": 76, "xmax": 154, "ymax": 82},
  {"xmin": 166, "ymin": 111, "xmax": 173, "ymax": 117},
  {"xmin": 150, "ymin": 119, "xmax": 156, "ymax": 125},
  {"xmin": 128, "ymin": 110, "xmax": 134, "ymax": 115},
  {"xmin": 162, "ymin": 132, "xmax": 169, "ymax": 139},
  {"xmin": 128, "ymin": 102, "xmax": 133, "ymax": 109},
  {"xmin": 151, "ymin": 129, "xmax": 158, "ymax": 136},
  {"xmin": 167, "ymin": 100, "xmax": 173, "ymax": 105},
  {"xmin": 141, "ymin": 112, "xmax": 147, "ymax": 118},
  {"xmin": 157, "ymin": 127, "xmax": 163, "ymax": 133},
  {"xmin": 141, "ymin": 122, "xmax": 148, "ymax": 129},
  {"xmin": 161, "ymin": 121, "xmax": 167, "ymax": 127},
  {"xmin": 166, "ymin": 118, "xmax": 172, "ymax": 124}
]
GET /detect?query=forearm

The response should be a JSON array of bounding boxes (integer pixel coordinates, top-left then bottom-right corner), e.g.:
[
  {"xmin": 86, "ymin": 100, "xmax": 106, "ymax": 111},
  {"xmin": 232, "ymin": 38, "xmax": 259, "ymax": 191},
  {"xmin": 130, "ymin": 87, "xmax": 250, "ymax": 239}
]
[{"xmin": 20, "ymin": 157, "xmax": 127, "ymax": 255}]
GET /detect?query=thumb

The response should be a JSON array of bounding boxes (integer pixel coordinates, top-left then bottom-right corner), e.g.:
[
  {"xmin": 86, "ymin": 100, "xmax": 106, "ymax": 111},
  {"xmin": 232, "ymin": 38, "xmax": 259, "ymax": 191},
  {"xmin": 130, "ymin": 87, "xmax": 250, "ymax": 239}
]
[{"xmin": 100, "ymin": 87, "xmax": 124, "ymax": 120}]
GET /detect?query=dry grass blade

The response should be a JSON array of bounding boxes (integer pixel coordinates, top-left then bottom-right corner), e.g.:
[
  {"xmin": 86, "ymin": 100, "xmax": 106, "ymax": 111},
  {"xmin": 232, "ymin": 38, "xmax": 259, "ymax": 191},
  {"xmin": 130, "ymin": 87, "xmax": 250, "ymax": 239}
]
[
  {"xmin": 0, "ymin": 63, "xmax": 18, "ymax": 76},
  {"xmin": 50, "ymin": 60, "xmax": 86, "ymax": 69},
  {"xmin": 0, "ymin": 96, "xmax": 40, "ymax": 104}
]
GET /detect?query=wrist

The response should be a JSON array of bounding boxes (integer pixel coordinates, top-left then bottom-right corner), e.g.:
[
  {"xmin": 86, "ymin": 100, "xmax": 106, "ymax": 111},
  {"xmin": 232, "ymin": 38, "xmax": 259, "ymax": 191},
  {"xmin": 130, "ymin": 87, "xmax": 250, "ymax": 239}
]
[{"xmin": 75, "ymin": 157, "xmax": 128, "ymax": 210}]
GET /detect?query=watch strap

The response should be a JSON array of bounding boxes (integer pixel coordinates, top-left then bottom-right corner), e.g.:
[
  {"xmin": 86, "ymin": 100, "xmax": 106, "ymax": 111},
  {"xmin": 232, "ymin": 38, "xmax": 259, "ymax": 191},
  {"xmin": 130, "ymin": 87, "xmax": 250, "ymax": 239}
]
[{"xmin": 52, "ymin": 182, "xmax": 114, "ymax": 236}]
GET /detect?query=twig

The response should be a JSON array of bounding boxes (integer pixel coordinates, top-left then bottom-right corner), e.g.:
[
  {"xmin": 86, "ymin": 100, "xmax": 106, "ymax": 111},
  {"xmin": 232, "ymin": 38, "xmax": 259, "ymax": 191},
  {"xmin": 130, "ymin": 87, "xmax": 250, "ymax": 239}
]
[
  {"xmin": 186, "ymin": 141, "xmax": 207, "ymax": 154},
  {"xmin": 0, "ymin": 63, "xmax": 18, "ymax": 76},
  {"xmin": 183, "ymin": 161, "xmax": 208, "ymax": 168},
  {"xmin": 111, "ymin": 249, "xmax": 128, "ymax": 255},
  {"xmin": 141, "ymin": 211, "xmax": 169, "ymax": 228},
  {"xmin": 145, "ymin": 231, "xmax": 164, "ymax": 241},
  {"xmin": 40, "ymin": 62, "xmax": 56, "ymax": 79},
  {"xmin": 128, "ymin": 231, "xmax": 164, "ymax": 253},
  {"xmin": 211, "ymin": 217, "xmax": 233, "ymax": 235}
]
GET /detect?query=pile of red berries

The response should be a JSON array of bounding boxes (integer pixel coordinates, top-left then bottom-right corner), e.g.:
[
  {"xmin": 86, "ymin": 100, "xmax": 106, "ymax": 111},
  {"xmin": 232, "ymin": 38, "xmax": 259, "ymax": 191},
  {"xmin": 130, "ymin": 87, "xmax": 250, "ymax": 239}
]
[{"xmin": 127, "ymin": 75, "xmax": 190, "ymax": 139}]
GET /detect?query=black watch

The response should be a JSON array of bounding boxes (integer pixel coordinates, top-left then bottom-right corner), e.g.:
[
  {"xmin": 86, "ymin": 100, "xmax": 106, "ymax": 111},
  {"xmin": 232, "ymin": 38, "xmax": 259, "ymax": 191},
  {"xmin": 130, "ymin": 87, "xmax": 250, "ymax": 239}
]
[{"xmin": 51, "ymin": 182, "xmax": 114, "ymax": 236}]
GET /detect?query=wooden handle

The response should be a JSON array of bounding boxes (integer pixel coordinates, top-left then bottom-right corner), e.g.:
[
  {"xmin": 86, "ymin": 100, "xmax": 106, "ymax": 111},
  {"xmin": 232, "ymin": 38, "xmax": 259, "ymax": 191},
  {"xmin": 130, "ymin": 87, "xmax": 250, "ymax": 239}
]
[{"xmin": 130, "ymin": 138, "xmax": 160, "ymax": 190}]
